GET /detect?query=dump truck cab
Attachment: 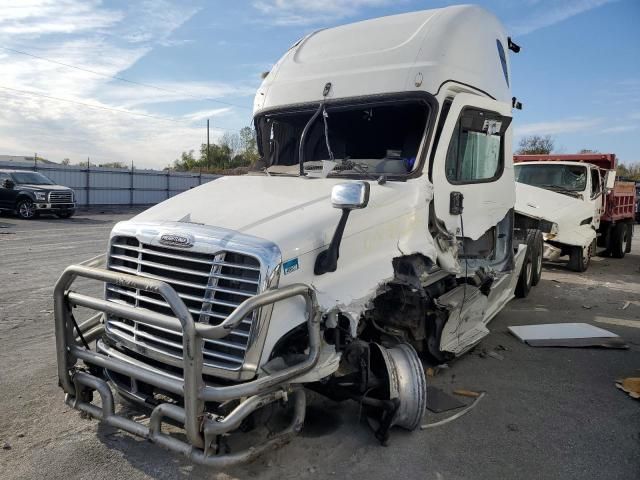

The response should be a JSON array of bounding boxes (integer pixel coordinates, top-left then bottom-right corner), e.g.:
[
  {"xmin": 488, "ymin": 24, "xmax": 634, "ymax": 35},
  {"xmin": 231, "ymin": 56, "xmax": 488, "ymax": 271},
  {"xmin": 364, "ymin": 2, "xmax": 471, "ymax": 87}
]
[
  {"xmin": 54, "ymin": 5, "xmax": 541, "ymax": 466},
  {"xmin": 514, "ymin": 154, "xmax": 635, "ymax": 271}
]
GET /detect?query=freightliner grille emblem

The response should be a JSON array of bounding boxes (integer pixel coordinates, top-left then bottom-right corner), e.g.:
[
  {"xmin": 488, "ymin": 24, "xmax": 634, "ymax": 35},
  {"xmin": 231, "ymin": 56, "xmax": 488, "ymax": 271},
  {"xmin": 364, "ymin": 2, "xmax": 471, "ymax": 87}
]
[{"xmin": 159, "ymin": 233, "xmax": 194, "ymax": 248}]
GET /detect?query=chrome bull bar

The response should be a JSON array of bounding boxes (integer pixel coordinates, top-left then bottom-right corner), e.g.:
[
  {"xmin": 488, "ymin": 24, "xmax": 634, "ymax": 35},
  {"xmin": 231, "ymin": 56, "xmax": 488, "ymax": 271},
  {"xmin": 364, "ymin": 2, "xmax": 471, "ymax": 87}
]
[{"xmin": 54, "ymin": 260, "xmax": 321, "ymax": 466}]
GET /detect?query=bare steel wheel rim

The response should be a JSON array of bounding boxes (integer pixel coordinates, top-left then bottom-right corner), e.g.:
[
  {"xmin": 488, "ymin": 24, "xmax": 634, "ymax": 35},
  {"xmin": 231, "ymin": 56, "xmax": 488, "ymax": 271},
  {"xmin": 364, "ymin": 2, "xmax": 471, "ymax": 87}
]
[{"xmin": 19, "ymin": 201, "xmax": 35, "ymax": 218}]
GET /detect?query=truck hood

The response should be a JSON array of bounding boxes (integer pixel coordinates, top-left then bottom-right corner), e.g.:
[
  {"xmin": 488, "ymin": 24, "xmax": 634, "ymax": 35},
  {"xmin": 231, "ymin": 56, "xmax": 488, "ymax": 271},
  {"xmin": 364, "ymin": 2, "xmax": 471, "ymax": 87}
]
[
  {"xmin": 17, "ymin": 184, "xmax": 72, "ymax": 192},
  {"xmin": 132, "ymin": 175, "xmax": 428, "ymax": 258},
  {"xmin": 124, "ymin": 175, "xmax": 440, "ymax": 322},
  {"xmin": 515, "ymin": 182, "xmax": 595, "ymax": 247}
]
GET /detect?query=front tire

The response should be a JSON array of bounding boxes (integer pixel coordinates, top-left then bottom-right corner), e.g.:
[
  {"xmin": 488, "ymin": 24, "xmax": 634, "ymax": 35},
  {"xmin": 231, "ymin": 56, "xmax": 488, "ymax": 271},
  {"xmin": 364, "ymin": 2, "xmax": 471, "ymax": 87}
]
[
  {"xmin": 568, "ymin": 242, "xmax": 592, "ymax": 272},
  {"xmin": 515, "ymin": 252, "xmax": 533, "ymax": 298},
  {"xmin": 16, "ymin": 199, "xmax": 37, "ymax": 219},
  {"xmin": 531, "ymin": 230, "xmax": 544, "ymax": 286}
]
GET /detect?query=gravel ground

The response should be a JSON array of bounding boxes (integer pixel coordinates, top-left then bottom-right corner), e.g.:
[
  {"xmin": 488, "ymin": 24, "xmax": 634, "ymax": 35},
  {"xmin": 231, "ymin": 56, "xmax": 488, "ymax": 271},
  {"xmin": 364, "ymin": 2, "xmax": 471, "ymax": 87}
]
[{"xmin": 1, "ymin": 210, "xmax": 639, "ymax": 480}]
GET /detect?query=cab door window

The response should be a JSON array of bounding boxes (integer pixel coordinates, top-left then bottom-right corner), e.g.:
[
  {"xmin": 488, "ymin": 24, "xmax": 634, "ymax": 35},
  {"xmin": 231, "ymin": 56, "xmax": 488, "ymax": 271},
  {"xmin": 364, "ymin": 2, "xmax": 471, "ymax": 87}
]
[
  {"xmin": 445, "ymin": 108, "xmax": 510, "ymax": 184},
  {"xmin": 590, "ymin": 168, "xmax": 601, "ymax": 198}
]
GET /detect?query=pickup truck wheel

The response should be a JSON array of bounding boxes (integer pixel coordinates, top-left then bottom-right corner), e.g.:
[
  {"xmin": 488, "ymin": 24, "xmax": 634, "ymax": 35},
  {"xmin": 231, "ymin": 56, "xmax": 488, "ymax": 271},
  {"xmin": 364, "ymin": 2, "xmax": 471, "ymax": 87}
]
[
  {"xmin": 515, "ymin": 252, "xmax": 533, "ymax": 298},
  {"xmin": 610, "ymin": 223, "xmax": 627, "ymax": 259},
  {"xmin": 531, "ymin": 230, "xmax": 543, "ymax": 286},
  {"xmin": 16, "ymin": 199, "xmax": 37, "ymax": 219}
]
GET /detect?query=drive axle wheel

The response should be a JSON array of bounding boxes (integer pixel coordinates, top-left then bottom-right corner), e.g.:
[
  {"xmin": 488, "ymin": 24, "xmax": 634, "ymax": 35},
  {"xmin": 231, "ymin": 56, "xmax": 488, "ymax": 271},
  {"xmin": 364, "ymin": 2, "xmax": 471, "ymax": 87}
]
[{"xmin": 16, "ymin": 199, "xmax": 37, "ymax": 219}]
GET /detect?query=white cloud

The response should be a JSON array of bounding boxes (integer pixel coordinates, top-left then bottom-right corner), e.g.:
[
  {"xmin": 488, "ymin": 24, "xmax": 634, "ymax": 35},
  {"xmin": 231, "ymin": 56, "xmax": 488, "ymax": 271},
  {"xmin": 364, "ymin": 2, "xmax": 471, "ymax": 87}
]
[
  {"xmin": 601, "ymin": 124, "xmax": 638, "ymax": 134},
  {"xmin": 0, "ymin": 0, "xmax": 252, "ymax": 168},
  {"xmin": 515, "ymin": 117, "xmax": 601, "ymax": 136},
  {"xmin": 509, "ymin": 0, "xmax": 619, "ymax": 36},
  {"xmin": 252, "ymin": 0, "xmax": 396, "ymax": 26}
]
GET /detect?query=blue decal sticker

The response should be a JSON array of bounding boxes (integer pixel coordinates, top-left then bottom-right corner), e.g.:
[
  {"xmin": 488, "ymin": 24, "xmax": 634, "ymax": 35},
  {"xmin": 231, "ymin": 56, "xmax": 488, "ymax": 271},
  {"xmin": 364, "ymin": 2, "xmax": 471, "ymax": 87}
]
[{"xmin": 283, "ymin": 258, "xmax": 299, "ymax": 275}]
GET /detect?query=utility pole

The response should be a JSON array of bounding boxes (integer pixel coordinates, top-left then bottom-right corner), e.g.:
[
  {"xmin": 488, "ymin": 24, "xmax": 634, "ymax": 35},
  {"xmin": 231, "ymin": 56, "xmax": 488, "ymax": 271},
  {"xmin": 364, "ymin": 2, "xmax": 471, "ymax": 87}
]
[{"xmin": 207, "ymin": 119, "xmax": 211, "ymax": 171}]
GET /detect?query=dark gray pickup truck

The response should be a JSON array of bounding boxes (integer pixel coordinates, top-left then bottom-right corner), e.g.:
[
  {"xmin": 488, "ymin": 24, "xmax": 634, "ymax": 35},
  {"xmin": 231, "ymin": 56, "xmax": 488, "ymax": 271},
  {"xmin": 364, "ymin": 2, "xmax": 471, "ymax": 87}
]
[{"xmin": 0, "ymin": 170, "xmax": 76, "ymax": 219}]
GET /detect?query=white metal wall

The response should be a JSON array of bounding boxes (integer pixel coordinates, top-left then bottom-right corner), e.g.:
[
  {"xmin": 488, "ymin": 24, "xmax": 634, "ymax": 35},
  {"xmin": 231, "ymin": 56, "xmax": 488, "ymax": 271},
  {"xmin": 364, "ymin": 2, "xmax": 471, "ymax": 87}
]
[{"xmin": 0, "ymin": 162, "xmax": 219, "ymax": 206}]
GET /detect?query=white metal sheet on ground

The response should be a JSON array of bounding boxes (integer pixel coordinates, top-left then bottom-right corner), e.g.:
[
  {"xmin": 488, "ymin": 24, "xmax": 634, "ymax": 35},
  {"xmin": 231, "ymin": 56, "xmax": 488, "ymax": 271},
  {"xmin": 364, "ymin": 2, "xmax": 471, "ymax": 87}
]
[{"xmin": 508, "ymin": 323, "xmax": 619, "ymax": 341}]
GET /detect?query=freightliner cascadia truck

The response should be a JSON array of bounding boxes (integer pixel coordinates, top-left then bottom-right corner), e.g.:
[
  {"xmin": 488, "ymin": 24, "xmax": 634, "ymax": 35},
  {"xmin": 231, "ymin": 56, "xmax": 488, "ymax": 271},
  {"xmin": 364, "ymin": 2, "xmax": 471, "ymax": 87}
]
[{"xmin": 54, "ymin": 5, "xmax": 545, "ymax": 466}]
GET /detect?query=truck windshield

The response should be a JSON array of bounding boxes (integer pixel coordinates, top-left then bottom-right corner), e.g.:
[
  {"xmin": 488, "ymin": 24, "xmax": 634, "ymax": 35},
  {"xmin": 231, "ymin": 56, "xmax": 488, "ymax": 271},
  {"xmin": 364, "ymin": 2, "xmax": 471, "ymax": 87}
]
[
  {"xmin": 255, "ymin": 99, "xmax": 430, "ymax": 178},
  {"xmin": 10, "ymin": 172, "xmax": 56, "ymax": 185},
  {"xmin": 515, "ymin": 164, "xmax": 587, "ymax": 193}
]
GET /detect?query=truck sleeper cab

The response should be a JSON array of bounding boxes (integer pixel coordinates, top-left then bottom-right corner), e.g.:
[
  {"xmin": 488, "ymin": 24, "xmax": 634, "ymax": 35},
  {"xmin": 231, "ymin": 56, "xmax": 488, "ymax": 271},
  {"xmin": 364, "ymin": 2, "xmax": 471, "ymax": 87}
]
[{"xmin": 54, "ymin": 5, "xmax": 543, "ymax": 466}]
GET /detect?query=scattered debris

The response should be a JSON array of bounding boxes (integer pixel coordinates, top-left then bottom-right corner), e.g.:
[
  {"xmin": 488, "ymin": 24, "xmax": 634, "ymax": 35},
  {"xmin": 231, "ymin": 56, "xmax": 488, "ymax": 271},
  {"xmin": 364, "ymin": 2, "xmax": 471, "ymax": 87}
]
[
  {"xmin": 478, "ymin": 348, "xmax": 505, "ymax": 360},
  {"xmin": 615, "ymin": 378, "xmax": 640, "ymax": 400},
  {"xmin": 582, "ymin": 305, "xmax": 592, "ymax": 310},
  {"xmin": 620, "ymin": 301, "xmax": 631, "ymax": 310},
  {"xmin": 508, "ymin": 323, "xmax": 628, "ymax": 349},
  {"xmin": 551, "ymin": 279, "xmax": 561, "ymax": 283},
  {"xmin": 421, "ymin": 392, "xmax": 486, "ymax": 430},
  {"xmin": 426, "ymin": 387, "xmax": 465, "ymax": 413},
  {"xmin": 487, "ymin": 351, "xmax": 504, "ymax": 361},
  {"xmin": 507, "ymin": 423, "xmax": 519, "ymax": 432},
  {"xmin": 453, "ymin": 389, "xmax": 481, "ymax": 398},
  {"xmin": 595, "ymin": 316, "xmax": 640, "ymax": 330},
  {"xmin": 2, "ymin": 442, "xmax": 11, "ymax": 450},
  {"xmin": 16, "ymin": 433, "xmax": 24, "ymax": 438}
]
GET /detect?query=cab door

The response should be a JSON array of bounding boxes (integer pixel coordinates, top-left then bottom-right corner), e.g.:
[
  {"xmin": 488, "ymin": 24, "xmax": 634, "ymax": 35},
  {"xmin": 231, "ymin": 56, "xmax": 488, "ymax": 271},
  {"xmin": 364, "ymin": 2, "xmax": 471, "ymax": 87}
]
[
  {"xmin": 588, "ymin": 167, "xmax": 603, "ymax": 230},
  {"xmin": 431, "ymin": 93, "xmax": 514, "ymax": 251}
]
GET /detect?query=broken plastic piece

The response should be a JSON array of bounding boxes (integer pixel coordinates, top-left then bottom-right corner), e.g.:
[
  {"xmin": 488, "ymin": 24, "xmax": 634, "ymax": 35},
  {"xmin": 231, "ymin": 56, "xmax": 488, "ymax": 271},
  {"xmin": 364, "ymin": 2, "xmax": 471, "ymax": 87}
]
[{"xmin": 421, "ymin": 392, "xmax": 486, "ymax": 429}]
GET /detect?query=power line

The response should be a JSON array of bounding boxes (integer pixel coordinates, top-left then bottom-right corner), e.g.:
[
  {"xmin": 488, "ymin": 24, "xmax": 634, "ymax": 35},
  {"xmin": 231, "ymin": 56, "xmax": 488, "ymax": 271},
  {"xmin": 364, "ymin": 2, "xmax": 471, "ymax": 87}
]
[
  {"xmin": 0, "ymin": 45, "xmax": 252, "ymax": 110},
  {"xmin": 0, "ymin": 85, "xmax": 242, "ymax": 131}
]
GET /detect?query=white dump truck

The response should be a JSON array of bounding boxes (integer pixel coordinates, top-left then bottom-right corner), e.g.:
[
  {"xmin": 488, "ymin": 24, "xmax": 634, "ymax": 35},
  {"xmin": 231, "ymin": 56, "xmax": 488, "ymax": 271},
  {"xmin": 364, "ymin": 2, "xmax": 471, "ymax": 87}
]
[
  {"xmin": 514, "ymin": 154, "xmax": 636, "ymax": 272},
  {"xmin": 54, "ymin": 5, "xmax": 546, "ymax": 466}
]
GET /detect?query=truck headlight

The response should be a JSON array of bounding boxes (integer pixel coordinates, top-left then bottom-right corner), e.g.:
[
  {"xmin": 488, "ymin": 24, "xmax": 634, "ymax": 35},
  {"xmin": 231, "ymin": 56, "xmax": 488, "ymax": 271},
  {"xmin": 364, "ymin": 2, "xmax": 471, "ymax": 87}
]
[{"xmin": 34, "ymin": 192, "xmax": 46, "ymax": 201}]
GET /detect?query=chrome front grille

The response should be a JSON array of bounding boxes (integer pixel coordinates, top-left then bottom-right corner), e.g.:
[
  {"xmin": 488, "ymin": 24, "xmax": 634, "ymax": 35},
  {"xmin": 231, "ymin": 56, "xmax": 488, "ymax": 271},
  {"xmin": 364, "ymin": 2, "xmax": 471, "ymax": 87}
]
[
  {"xmin": 105, "ymin": 235, "xmax": 261, "ymax": 372},
  {"xmin": 49, "ymin": 191, "xmax": 73, "ymax": 203}
]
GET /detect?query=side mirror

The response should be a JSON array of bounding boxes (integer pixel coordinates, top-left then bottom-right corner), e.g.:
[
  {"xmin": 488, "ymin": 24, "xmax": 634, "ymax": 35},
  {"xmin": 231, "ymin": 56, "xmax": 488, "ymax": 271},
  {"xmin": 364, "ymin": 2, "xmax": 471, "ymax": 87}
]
[
  {"xmin": 2, "ymin": 179, "xmax": 15, "ymax": 189},
  {"xmin": 315, "ymin": 182, "xmax": 371, "ymax": 275},
  {"xmin": 605, "ymin": 170, "xmax": 616, "ymax": 191},
  {"xmin": 331, "ymin": 181, "xmax": 370, "ymax": 210}
]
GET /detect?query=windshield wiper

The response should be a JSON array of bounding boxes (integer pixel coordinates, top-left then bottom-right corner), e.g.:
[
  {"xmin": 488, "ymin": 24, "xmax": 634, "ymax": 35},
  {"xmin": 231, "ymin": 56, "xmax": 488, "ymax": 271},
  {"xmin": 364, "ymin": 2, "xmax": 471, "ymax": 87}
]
[
  {"xmin": 538, "ymin": 184, "xmax": 581, "ymax": 197},
  {"xmin": 298, "ymin": 82, "xmax": 332, "ymax": 176}
]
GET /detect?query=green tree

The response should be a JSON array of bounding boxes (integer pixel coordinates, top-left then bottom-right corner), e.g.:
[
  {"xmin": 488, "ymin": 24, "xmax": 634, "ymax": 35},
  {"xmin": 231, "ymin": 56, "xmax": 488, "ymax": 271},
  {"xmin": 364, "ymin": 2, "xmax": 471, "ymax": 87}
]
[
  {"xmin": 173, "ymin": 126, "xmax": 260, "ymax": 173},
  {"xmin": 99, "ymin": 161, "xmax": 129, "ymax": 169},
  {"xmin": 516, "ymin": 135, "xmax": 554, "ymax": 155},
  {"xmin": 617, "ymin": 162, "xmax": 640, "ymax": 180}
]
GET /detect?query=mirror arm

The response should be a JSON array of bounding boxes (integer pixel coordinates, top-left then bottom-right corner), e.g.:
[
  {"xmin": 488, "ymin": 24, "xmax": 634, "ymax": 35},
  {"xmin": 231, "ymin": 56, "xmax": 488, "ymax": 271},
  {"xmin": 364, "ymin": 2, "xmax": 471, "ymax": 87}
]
[{"xmin": 314, "ymin": 209, "xmax": 351, "ymax": 275}]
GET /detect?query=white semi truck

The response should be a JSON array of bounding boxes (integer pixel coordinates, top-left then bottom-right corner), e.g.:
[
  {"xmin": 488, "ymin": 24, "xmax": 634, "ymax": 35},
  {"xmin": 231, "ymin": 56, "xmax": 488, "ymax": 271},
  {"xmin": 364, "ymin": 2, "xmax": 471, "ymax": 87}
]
[{"xmin": 54, "ymin": 5, "xmax": 546, "ymax": 466}]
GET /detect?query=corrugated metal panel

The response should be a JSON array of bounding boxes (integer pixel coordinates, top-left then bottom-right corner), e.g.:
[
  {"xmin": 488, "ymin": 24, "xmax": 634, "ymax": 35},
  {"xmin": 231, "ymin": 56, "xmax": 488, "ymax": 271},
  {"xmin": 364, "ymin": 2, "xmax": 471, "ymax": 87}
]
[{"xmin": 0, "ymin": 161, "xmax": 219, "ymax": 206}]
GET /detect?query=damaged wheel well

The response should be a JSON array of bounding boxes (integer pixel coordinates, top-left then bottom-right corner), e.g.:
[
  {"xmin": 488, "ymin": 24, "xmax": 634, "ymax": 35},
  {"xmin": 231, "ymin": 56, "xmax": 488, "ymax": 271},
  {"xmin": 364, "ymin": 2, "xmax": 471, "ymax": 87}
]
[{"xmin": 356, "ymin": 254, "xmax": 457, "ymax": 363}]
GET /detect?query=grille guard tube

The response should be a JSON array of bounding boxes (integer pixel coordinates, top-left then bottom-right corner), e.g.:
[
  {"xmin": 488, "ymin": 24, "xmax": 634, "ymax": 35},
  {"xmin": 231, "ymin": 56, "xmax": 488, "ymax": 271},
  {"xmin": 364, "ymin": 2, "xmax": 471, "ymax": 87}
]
[{"xmin": 54, "ymin": 263, "xmax": 320, "ymax": 464}]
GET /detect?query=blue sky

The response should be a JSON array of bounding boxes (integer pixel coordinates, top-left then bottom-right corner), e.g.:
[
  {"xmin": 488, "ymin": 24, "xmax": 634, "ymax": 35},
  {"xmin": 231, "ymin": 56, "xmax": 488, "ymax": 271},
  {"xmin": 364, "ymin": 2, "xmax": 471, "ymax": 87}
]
[{"xmin": 0, "ymin": 0, "xmax": 638, "ymax": 168}]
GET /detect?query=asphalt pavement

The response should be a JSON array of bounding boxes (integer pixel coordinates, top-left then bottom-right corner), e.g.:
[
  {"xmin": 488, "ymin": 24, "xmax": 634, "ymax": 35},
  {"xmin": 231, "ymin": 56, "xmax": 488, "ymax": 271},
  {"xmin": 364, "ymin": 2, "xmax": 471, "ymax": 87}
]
[{"xmin": 1, "ymin": 210, "xmax": 638, "ymax": 480}]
